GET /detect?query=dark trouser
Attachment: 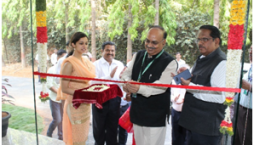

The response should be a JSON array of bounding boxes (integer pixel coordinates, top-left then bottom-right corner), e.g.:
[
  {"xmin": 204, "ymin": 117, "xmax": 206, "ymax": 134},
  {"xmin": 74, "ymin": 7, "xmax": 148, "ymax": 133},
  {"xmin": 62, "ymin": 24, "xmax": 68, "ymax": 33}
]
[
  {"xmin": 118, "ymin": 103, "xmax": 129, "ymax": 145},
  {"xmin": 234, "ymin": 105, "xmax": 252, "ymax": 145},
  {"xmin": 185, "ymin": 130, "xmax": 222, "ymax": 145},
  {"xmin": 171, "ymin": 108, "xmax": 188, "ymax": 145},
  {"xmin": 92, "ymin": 97, "xmax": 121, "ymax": 145},
  {"xmin": 47, "ymin": 99, "xmax": 63, "ymax": 140}
]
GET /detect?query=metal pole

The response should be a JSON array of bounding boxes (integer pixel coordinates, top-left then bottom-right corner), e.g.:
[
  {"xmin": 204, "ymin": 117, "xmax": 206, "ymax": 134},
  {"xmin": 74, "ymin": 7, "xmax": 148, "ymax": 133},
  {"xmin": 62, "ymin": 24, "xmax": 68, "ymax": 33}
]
[
  {"xmin": 232, "ymin": 0, "xmax": 250, "ymax": 144},
  {"xmin": 29, "ymin": 0, "xmax": 39, "ymax": 144}
]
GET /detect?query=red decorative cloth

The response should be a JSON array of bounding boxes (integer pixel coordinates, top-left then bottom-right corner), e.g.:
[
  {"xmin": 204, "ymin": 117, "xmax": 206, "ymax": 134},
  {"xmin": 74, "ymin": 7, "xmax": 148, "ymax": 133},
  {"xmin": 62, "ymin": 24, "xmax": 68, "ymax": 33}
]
[
  {"xmin": 132, "ymin": 133, "xmax": 136, "ymax": 145},
  {"xmin": 72, "ymin": 84, "xmax": 123, "ymax": 109},
  {"xmin": 119, "ymin": 107, "xmax": 136, "ymax": 144},
  {"xmin": 119, "ymin": 107, "xmax": 134, "ymax": 133},
  {"xmin": 37, "ymin": 27, "xmax": 48, "ymax": 43}
]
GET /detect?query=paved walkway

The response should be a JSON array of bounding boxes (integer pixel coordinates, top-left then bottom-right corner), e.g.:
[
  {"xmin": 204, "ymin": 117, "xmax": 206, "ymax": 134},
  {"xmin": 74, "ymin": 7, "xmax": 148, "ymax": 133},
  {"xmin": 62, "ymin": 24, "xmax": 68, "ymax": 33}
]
[{"xmin": 3, "ymin": 76, "xmax": 173, "ymax": 145}]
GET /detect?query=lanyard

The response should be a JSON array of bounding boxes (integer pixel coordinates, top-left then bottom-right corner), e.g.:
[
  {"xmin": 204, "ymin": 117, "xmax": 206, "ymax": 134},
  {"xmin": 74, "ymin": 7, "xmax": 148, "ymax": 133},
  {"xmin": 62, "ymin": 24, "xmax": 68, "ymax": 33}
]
[
  {"xmin": 132, "ymin": 49, "xmax": 164, "ymax": 98},
  {"xmin": 137, "ymin": 49, "xmax": 165, "ymax": 82}
]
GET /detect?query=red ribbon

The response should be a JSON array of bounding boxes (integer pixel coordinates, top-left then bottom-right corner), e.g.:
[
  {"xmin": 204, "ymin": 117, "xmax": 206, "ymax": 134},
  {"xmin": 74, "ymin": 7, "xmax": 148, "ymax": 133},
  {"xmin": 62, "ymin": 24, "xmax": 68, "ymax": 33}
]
[{"xmin": 33, "ymin": 71, "xmax": 241, "ymax": 93}]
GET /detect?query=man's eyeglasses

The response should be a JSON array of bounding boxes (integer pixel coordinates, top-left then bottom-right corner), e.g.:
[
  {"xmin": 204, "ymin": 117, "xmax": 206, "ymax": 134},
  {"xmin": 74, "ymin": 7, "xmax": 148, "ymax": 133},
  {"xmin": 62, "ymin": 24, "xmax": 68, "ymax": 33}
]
[
  {"xmin": 195, "ymin": 37, "xmax": 214, "ymax": 44},
  {"xmin": 145, "ymin": 38, "xmax": 164, "ymax": 46}
]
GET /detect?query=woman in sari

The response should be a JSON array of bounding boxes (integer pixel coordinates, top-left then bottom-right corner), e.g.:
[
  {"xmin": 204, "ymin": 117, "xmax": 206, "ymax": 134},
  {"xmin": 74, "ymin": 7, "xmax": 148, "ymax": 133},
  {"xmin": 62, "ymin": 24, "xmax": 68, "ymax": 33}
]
[{"xmin": 57, "ymin": 32, "xmax": 96, "ymax": 145}]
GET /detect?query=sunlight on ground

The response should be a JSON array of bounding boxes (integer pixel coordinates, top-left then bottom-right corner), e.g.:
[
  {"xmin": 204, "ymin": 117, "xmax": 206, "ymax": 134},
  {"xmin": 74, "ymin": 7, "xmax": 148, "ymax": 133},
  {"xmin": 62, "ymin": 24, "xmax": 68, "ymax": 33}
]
[{"xmin": 2, "ymin": 63, "xmax": 38, "ymax": 78}]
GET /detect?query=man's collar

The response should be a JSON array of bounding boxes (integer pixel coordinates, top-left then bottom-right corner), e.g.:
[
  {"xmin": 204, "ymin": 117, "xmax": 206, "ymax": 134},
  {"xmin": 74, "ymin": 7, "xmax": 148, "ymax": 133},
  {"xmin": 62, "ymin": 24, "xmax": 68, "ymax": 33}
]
[
  {"xmin": 100, "ymin": 57, "xmax": 116, "ymax": 64},
  {"xmin": 200, "ymin": 47, "xmax": 220, "ymax": 59},
  {"xmin": 147, "ymin": 49, "xmax": 163, "ymax": 59}
]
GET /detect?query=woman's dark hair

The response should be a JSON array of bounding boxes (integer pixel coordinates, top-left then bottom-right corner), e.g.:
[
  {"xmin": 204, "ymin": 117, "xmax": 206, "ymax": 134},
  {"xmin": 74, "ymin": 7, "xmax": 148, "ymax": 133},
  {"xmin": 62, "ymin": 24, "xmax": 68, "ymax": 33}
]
[
  {"xmin": 199, "ymin": 25, "xmax": 222, "ymax": 46},
  {"xmin": 67, "ymin": 32, "xmax": 88, "ymax": 57}
]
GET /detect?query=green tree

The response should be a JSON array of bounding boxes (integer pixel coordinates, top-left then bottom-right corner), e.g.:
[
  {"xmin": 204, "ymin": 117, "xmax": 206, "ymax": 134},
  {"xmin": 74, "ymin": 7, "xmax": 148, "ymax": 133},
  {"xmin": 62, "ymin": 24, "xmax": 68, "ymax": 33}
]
[
  {"xmin": 107, "ymin": 0, "xmax": 139, "ymax": 62},
  {"xmin": 154, "ymin": 0, "xmax": 159, "ymax": 25},
  {"xmin": 173, "ymin": 6, "xmax": 211, "ymax": 65},
  {"xmin": 91, "ymin": 0, "xmax": 96, "ymax": 61},
  {"xmin": 108, "ymin": 0, "xmax": 177, "ymax": 61},
  {"xmin": 213, "ymin": 0, "xmax": 220, "ymax": 28},
  {"xmin": 52, "ymin": 0, "xmax": 91, "ymax": 43},
  {"xmin": 2, "ymin": 0, "xmax": 34, "ymax": 67}
]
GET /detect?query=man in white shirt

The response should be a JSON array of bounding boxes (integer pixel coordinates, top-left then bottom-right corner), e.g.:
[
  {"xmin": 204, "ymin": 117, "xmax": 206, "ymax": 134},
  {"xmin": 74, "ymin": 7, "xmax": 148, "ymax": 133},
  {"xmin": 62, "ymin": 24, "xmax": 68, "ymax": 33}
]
[
  {"xmin": 92, "ymin": 41, "xmax": 125, "ymax": 145},
  {"xmin": 179, "ymin": 25, "xmax": 226, "ymax": 145},
  {"xmin": 175, "ymin": 52, "xmax": 186, "ymax": 68},
  {"xmin": 55, "ymin": 41, "xmax": 71, "ymax": 84},
  {"xmin": 50, "ymin": 48, "xmax": 58, "ymax": 66},
  {"xmin": 46, "ymin": 49, "xmax": 66, "ymax": 140}
]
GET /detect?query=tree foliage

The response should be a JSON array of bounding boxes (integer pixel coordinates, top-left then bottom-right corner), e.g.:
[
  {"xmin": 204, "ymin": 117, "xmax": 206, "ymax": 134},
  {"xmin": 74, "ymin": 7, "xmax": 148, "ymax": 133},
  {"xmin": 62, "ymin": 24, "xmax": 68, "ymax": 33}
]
[
  {"xmin": 172, "ymin": 6, "xmax": 211, "ymax": 65},
  {"xmin": 159, "ymin": 0, "xmax": 177, "ymax": 44},
  {"xmin": 2, "ymin": 0, "xmax": 36, "ymax": 38},
  {"xmin": 108, "ymin": 0, "xmax": 177, "ymax": 45}
]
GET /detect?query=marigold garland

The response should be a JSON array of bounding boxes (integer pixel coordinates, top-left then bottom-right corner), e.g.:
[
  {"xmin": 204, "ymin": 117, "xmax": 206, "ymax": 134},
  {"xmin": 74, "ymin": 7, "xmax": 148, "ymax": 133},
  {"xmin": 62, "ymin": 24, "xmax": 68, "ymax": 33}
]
[
  {"xmin": 36, "ymin": 11, "xmax": 47, "ymax": 27},
  {"xmin": 227, "ymin": 25, "xmax": 244, "ymax": 49},
  {"xmin": 40, "ymin": 75, "xmax": 47, "ymax": 83},
  {"xmin": 37, "ymin": 27, "xmax": 48, "ymax": 43},
  {"xmin": 39, "ymin": 91, "xmax": 49, "ymax": 102},
  {"xmin": 230, "ymin": 0, "xmax": 247, "ymax": 25},
  {"xmin": 220, "ymin": 119, "xmax": 234, "ymax": 136},
  {"xmin": 220, "ymin": 0, "xmax": 247, "ymax": 136},
  {"xmin": 224, "ymin": 97, "xmax": 234, "ymax": 106},
  {"xmin": 36, "ymin": 0, "xmax": 48, "ymax": 102}
]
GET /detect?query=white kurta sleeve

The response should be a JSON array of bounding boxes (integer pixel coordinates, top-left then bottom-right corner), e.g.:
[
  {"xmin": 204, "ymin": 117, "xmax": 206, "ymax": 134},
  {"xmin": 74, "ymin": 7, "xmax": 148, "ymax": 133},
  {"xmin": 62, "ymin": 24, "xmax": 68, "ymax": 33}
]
[
  {"xmin": 138, "ymin": 60, "xmax": 177, "ymax": 97},
  {"xmin": 187, "ymin": 60, "xmax": 226, "ymax": 103}
]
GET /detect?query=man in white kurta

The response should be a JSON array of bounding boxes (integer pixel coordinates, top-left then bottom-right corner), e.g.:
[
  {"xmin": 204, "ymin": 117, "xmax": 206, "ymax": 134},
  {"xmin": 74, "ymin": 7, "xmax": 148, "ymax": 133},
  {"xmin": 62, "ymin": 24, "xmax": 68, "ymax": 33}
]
[{"xmin": 121, "ymin": 26, "xmax": 177, "ymax": 145}]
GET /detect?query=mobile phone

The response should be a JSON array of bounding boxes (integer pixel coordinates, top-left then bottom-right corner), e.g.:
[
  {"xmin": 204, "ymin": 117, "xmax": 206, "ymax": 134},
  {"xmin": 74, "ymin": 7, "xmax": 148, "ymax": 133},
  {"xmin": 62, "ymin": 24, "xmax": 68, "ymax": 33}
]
[{"xmin": 173, "ymin": 69, "xmax": 191, "ymax": 84}]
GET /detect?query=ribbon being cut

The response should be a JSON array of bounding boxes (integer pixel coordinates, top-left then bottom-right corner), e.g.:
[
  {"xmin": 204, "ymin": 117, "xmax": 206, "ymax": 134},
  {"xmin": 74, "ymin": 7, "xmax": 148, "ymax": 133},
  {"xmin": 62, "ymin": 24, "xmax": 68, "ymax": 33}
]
[
  {"xmin": 34, "ymin": 71, "xmax": 241, "ymax": 93},
  {"xmin": 34, "ymin": 69, "xmax": 241, "ymax": 137},
  {"xmin": 34, "ymin": 71, "xmax": 241, "ymax": 109}
]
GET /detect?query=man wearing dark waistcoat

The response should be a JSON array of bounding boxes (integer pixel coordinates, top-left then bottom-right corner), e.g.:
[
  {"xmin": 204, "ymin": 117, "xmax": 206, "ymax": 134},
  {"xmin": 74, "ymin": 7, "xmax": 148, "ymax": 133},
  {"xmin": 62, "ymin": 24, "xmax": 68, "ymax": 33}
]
[
  {"xmin": 121, "ymin": 26, "xmax": 177, "ymax": 145},
  {"xmin": 179, "ymin": 25, "xmax": 227, "ymax": 145}
]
